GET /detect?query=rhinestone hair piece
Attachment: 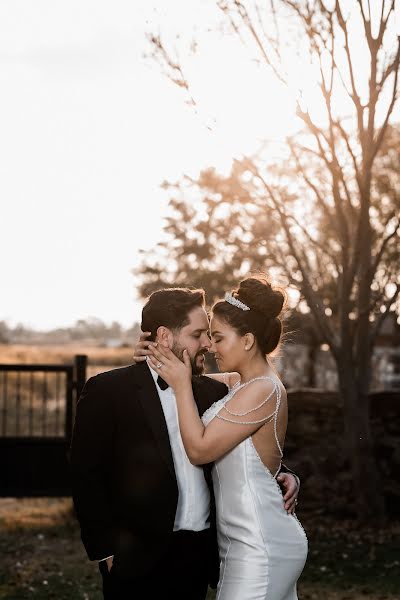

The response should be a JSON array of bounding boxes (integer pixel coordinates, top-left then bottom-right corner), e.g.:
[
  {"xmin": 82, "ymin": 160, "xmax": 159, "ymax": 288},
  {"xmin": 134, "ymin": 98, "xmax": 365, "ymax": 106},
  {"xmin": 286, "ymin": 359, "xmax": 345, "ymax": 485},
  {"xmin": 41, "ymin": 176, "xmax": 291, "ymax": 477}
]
[{"xmin": 224, "ymin": 292, "xmax": 250, "ymax": 311}]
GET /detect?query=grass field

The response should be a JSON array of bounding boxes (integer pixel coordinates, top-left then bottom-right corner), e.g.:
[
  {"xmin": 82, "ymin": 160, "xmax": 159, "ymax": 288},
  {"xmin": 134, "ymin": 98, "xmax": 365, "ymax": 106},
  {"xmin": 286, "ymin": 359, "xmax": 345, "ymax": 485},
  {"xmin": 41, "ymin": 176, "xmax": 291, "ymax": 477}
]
[
  {"xmin": 0, "ymin": 498, "xmax": 399, "ymax": 600},
  {"xmin": 0, "ymin": 343, "xmax": 134, "ymax": 370}
]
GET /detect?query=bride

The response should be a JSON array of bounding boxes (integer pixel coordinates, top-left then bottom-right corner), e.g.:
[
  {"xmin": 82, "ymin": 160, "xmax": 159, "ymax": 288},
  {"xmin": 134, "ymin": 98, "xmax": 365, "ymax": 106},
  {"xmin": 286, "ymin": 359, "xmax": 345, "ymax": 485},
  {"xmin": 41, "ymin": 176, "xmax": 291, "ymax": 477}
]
[{"xmin": 145, "ymin": 275, "xmax": 308, "ymax": 599}]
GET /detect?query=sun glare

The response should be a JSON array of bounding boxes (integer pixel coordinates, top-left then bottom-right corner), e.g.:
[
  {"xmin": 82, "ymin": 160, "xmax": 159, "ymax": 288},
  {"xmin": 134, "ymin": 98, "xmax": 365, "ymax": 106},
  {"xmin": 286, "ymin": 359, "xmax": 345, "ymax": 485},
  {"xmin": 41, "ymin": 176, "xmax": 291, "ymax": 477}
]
[
  {"xmin": 155, "ymin": 0, "xmax": 393, "ymax": 167},
  {"xmin": 190, "ymin": 35, "xmax": 301, "ymax": 148}
]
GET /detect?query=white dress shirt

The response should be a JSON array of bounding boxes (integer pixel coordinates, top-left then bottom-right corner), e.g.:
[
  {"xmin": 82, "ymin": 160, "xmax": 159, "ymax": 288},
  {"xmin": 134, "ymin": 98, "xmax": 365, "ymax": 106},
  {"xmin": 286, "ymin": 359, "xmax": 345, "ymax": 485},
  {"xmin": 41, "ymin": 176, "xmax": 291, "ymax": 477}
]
[
  {"xmin": 99, "ymin": 363, "xmax": 211, "ymax": 561},
  {"xmin": 147, "ymin": 362, "xmax": 210, "ymax": 531}
]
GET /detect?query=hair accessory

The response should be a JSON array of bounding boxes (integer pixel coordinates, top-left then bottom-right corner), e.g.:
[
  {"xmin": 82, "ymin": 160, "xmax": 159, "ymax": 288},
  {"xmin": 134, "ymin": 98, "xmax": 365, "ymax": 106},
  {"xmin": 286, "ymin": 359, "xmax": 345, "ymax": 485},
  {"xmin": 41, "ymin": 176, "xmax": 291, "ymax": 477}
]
[{"xmin": 224, "ymin": 292, "xmax": 250, "ymax": 311}]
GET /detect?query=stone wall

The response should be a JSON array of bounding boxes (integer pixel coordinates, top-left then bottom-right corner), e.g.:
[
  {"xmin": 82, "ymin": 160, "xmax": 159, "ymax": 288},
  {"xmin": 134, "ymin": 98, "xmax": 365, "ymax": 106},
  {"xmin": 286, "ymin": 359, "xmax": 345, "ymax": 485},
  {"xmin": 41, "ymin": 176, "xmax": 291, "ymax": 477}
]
[{"xmin": 284, "ymin": 389, "xmax": 400, "ymax": 517}]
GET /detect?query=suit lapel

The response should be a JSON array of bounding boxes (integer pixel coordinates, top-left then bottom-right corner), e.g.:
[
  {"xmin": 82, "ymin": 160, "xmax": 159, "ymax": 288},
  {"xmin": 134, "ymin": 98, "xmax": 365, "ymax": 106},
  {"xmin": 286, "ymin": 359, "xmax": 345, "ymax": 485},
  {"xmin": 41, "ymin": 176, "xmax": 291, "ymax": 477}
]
[
  {"xmin": 131, "ymin": 366, "xmax": 227, "ymax": 482},
  {"xmin": 134, "ymin": 363, "xmax": 176, "ymax": 480},
  {"xmin": 192, "ymin": 377, "xmax": 215, "ymax": 416}
]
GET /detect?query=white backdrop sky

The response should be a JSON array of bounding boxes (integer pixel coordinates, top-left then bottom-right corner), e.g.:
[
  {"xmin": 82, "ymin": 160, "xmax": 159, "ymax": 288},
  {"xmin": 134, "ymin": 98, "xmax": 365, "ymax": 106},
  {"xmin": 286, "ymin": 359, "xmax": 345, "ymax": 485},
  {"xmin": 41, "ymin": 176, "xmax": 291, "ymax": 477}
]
[
  {"xmin": 0, "ymin": 0, "xmax": 236, "ymax": 330},
  {"xmin": 2, "ymin": 1, "xmax": 398, "ymax": 330}
]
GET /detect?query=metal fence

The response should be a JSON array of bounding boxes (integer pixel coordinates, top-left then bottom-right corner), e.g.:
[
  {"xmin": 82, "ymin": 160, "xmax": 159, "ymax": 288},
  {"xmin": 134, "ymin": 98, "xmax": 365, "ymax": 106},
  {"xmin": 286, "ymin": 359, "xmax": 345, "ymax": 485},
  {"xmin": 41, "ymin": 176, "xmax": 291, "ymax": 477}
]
[{"xmin": 0, "ymin": 355, "xmax": 87, "ymax": 496}]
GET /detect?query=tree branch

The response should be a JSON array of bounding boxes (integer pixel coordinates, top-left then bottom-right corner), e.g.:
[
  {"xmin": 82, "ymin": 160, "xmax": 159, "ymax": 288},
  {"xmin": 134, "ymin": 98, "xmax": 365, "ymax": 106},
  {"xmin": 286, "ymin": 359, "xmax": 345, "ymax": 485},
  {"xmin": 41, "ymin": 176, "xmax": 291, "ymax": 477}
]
[
  {"xmin": 332, "ymin": 119, "xmax": 362, "ymax": 190},
  {"xmin": 147, "ymin": 34, "xmax": 197, "ymax": 106},
  {"xmin": 377, "ymin": 0, "xmax": 395, "ymax": 46},
  {"xmin": 287, "ymin": 212, "xmax": 340, "ymax": 270},
  {"xmin": 371, "ymin": 216, "xmax": 400, "ymax": 275},
  {"xmin": 297, "ymin": 104, "xmax": 351, "ymax": 254},
  {"xmin": 287, "ymin": 140, "xmax": 335, "ymax": 219},
  {"xmin": 335, "ymin": 0, "xmax": 365, "ymax": 145},
  {"xmin": 371, "ymin": 40, "xmax": 400, "ymax": 164},
  {"xmin": 250, "ymin": 162, "xmax": 338, "ymax": 352},
  {"xmin": 356, "ymin": 0, "xmax": 372, "ymax": 49},
  {"xmin": 223, "ymin": 0, "xmax": 288, "ymax": 85}
]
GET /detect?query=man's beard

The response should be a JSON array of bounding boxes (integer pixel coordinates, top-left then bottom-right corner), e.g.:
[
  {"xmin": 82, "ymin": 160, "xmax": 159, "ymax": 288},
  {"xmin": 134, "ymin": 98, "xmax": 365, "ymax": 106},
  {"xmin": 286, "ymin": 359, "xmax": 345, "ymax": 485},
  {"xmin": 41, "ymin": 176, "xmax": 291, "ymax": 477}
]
[{"xmin": 171, "ymin": 342, "xmax": 206, "ymax": 376}]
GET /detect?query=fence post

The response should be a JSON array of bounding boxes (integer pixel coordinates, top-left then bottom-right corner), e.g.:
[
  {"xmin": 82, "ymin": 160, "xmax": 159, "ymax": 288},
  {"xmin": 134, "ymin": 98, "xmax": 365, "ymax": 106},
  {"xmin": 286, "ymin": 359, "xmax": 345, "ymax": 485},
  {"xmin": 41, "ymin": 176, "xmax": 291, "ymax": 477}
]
[
  {"xmin": 74, "ymin": 354, "xmax": 88, "ymax": 402},
  {"xmin": 65, "ymin": 367, "xmax": 74, "ymax": 444},
  {"xmin": 66, "ymin": 355, "xmax": 88, "ymax": 446}
]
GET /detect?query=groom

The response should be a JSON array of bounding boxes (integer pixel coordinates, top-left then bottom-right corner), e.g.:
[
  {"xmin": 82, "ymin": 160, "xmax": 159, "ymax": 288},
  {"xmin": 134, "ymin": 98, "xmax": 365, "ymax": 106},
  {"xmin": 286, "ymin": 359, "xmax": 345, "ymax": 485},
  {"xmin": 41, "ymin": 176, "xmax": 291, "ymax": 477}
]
[{"xmin": 70, "ymin": 287, "xmax": 299, "ymax": 600}]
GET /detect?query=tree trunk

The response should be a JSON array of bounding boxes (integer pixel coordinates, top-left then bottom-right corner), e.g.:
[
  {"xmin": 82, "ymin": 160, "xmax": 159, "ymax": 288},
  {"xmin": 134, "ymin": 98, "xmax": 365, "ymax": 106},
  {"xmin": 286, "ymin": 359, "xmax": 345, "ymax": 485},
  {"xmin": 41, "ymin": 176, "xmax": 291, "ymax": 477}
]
[
  {"xmin": 307, "ymin": 343, "xmax": 317, "ymax": 387},
  {"xmin": 337, "ymin": 358, "xmax": 386, "ymax": 522}
]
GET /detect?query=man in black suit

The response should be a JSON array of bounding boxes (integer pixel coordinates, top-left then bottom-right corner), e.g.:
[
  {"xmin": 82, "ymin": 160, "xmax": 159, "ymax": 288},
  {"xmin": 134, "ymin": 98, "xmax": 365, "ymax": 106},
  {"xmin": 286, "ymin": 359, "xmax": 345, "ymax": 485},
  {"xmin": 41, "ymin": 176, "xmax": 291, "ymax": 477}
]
[{"xmin": 70, "ymin": 287, "xmax": 299, "ymax": 599}]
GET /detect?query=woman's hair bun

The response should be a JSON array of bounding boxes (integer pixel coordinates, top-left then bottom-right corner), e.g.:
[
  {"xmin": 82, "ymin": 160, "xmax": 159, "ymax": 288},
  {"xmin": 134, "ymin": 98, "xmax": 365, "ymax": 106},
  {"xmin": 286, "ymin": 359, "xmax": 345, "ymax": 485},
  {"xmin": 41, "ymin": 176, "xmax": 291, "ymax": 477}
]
[{"xmin": 236, "ymin": 274, "xmax": 286, "ymax": 319}]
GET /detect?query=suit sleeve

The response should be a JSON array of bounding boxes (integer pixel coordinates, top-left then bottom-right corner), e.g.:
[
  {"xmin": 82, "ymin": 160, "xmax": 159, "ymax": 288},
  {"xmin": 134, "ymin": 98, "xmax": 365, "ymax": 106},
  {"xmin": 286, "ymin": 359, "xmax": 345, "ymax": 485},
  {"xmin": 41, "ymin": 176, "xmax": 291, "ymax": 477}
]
[{"xmin": 69, "ymin": 376, "xmax": 117, "ymax": 560}]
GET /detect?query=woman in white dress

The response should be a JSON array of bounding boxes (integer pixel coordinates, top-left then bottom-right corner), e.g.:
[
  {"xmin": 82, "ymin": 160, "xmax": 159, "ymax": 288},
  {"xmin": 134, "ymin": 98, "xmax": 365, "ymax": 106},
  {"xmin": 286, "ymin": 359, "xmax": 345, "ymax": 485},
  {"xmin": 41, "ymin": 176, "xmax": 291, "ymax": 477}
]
[{"xmin": 147, "ymin": 275, "xmax": 308, "ymax": 600}]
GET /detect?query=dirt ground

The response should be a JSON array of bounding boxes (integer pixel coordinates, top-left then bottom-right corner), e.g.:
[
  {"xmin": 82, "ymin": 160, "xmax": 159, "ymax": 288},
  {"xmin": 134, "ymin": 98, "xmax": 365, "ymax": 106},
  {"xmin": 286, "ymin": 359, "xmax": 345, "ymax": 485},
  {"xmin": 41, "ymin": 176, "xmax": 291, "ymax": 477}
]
[{"xmin": 0, "ymin": 498, "xmax": 399, "ymax": 600}]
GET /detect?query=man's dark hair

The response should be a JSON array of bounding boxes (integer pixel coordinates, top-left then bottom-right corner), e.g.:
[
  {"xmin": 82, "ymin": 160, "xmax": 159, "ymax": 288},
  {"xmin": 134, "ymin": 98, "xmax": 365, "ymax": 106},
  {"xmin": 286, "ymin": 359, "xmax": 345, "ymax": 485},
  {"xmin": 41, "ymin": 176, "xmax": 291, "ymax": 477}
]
[{"xmin": 141, "ymin": 287, "xmax": 206, "ymax": 341}]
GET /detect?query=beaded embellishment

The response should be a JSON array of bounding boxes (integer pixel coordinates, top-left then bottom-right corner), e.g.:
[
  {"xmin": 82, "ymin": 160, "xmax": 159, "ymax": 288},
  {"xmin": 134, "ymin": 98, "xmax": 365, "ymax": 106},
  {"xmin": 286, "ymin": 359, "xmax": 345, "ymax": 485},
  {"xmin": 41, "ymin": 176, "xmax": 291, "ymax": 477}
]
[
  {"xmin": 202, "ymin": 375, "xmax": 283, "ymax": 456},
  {"xmin": 224, "ymin": 292, "xmax": 250, "ymax": 311}
]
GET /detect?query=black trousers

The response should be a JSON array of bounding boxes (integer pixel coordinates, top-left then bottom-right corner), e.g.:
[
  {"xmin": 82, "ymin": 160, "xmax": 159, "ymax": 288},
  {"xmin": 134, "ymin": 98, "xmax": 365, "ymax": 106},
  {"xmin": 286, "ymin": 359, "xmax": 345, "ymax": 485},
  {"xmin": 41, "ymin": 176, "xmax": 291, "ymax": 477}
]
[{"xmin": 99, "ymin": 529, "xmax": 211, "ymax": 600}]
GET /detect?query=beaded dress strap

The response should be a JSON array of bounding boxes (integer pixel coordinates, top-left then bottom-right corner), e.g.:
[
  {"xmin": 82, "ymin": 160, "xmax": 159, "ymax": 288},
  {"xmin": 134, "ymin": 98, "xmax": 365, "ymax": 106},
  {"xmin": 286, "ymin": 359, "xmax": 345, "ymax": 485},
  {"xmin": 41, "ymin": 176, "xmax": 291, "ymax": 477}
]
[{"xmin": 216, "ymin": 375, "xmax": 283, "ymax": 458}]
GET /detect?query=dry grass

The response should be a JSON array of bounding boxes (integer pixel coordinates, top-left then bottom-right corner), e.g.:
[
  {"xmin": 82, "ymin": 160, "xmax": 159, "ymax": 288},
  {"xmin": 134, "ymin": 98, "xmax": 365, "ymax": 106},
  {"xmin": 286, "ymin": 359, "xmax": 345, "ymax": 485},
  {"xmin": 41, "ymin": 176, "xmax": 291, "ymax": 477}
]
[
  {"xmin": 0, "ymin": 499, "xmax": 399, "ymax": 600},
  {"xmin": 0, "ymin": 344, "xmax": 133, "ymax": 368},
  {"xmin": 0, "ymin": 498, "xmax": 72, "ymax": 531},
  {"xmin": 0, "ymin": 498, "xmax": 101, "ymax": 600}
]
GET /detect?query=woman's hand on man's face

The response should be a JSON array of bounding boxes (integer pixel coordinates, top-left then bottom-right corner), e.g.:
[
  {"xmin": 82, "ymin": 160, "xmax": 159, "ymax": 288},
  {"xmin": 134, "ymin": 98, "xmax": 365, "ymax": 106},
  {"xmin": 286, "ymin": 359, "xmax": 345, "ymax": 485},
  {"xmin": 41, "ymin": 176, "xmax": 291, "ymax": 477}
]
[{"xmin": 148, "ymin": 344, "xmax": 192, "ymax": 389}]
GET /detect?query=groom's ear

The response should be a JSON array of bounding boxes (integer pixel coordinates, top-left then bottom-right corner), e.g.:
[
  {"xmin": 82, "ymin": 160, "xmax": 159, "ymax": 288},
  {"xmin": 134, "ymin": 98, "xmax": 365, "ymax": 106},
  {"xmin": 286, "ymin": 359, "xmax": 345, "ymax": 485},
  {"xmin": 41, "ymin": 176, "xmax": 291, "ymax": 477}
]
[{"xmin": 156, "ymin": 326, "xmax": 173, "ymax": 348}]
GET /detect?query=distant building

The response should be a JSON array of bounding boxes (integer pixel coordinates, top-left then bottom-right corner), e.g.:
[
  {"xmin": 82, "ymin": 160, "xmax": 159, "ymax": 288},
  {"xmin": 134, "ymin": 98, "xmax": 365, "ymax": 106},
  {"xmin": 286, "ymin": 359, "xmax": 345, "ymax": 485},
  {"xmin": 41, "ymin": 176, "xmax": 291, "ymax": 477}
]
[{"xmin": 277, "ymin": 313, "xmax": 400, "ymax": 391}]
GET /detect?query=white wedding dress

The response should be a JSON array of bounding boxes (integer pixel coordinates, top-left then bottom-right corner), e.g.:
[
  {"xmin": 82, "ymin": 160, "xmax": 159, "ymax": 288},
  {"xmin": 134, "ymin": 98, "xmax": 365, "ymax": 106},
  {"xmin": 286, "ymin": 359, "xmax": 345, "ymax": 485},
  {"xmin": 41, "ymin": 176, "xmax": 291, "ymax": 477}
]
[{"xmin": 202, "ymin": 376, "xmax": 308, "ymax": 600}]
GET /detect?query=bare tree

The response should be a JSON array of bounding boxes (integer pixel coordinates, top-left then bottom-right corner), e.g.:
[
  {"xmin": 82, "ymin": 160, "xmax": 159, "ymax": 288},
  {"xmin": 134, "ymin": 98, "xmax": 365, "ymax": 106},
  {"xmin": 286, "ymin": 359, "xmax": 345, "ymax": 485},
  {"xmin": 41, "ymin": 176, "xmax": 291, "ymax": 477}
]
[{"xmin": 143, "ymin": 1, "xmax": 400, "ymax": 519}]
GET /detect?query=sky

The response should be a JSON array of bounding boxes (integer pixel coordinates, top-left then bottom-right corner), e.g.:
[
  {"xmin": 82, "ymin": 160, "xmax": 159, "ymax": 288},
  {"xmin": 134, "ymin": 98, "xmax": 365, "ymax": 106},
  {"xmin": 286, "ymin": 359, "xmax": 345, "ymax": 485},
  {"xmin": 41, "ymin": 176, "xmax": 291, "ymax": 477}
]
[
  {"xmin": 1, "ymin": 1, "xmax": 398, "ymax": 331},
  {"xmin": 0, "ymin": 0, "xmax": 296, "ymax": 330},
  {"xmin": 0, "ymin": 1, "xmax": 223, "ymax": 329}
]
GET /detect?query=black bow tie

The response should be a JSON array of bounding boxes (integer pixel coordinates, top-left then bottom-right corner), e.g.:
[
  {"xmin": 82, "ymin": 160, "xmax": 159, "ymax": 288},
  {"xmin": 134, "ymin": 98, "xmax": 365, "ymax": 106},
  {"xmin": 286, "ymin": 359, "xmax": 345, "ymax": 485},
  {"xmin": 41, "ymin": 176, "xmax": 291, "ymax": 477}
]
[{"xmin": 157, "ymin": 375, "xmax": 169, "ymax": 391}]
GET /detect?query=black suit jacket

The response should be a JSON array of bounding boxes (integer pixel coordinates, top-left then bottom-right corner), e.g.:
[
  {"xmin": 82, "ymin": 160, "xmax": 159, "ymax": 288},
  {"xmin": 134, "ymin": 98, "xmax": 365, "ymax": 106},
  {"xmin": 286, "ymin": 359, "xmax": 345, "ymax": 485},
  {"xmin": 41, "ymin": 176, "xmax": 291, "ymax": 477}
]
[{"xmin": 69, "ymin": 362, "xmax": 227, "ymax": 583}]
